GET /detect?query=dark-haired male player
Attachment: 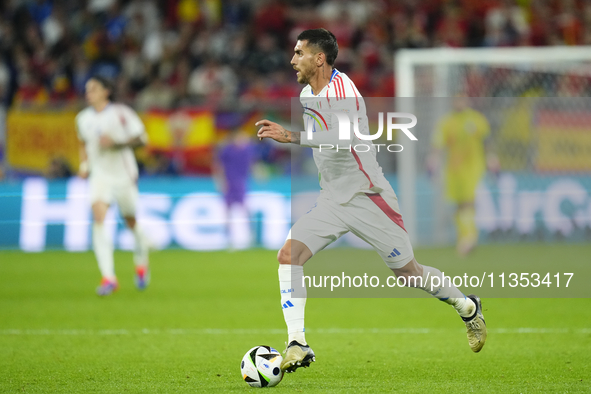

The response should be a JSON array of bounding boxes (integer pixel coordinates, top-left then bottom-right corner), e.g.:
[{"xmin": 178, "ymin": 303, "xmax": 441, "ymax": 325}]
[
  {"xmin": 256, "ymin": 29, "xmax": 487, "ymax": 373},
  {"xmin": 77, "ymin": 76, "xmax": 151, "ymax": 296}
]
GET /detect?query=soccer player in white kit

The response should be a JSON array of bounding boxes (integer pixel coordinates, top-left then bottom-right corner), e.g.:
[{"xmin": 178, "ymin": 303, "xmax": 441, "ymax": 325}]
[
  {"xmin": 76, "ymin": 76, "xmax": 150, "ymax": 296},
  {"xmin": 256, "ymin": 29, "xmax": 487, "ymax": 373}
]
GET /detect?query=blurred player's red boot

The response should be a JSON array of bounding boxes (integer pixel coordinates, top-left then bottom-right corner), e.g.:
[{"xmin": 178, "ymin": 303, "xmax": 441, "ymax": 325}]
[
  {"xmin": 134, "ymin": 266, "xmax": 150, "ymax": 291},
  {"xmin": 96, "ymin": 278, "xmax": 119, "ymax": 296}
]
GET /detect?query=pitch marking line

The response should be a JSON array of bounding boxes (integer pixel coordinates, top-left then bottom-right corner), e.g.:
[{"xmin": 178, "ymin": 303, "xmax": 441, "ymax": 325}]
[{"xmin": 0, "ymin": 328, "xmax": 589, "ymax": 336}]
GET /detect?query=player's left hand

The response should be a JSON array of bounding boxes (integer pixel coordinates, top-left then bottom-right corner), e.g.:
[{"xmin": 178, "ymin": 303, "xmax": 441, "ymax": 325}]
[
  {"xmin": 99, "ymin": 134, "xmax": 115, "ymax": 149},
  {"xmin": 426, "ymin": 154, "xmax": 439, "ymax": 179},
  {"xmin": 486, "ymin": 154, "xmax": 501, "ymax": 175},
  {"xmin": 255, "ymin": 119, "xmax": 291, "ymax": 143}
]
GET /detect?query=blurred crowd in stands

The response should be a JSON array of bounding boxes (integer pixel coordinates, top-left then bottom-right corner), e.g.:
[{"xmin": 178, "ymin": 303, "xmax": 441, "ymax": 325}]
[{"xmin": 1, "ymin": 0, "xmax": 591, "ymax": 110}]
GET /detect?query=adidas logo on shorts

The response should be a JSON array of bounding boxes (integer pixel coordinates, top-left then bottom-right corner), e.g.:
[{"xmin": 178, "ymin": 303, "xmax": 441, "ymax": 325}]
[{"xmin": 388, "ymin": 248, "xmax": 401, "ymax": 258}]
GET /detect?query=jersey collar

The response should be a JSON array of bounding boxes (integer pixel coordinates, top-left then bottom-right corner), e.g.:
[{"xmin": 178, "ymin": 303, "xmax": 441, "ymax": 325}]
[
  {"xmin": 329, "ymin": 68, "xmax": 339, "ymax": 83},
  {"xmin": 311, "ymin": 68, "xmax": 339, "ymax": 96}
]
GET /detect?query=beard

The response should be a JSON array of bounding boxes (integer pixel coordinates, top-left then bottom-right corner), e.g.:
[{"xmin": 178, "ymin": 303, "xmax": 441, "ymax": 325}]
[{"xmin": 296, "ymin": 68, "xmax": 313, "ymax": 85}]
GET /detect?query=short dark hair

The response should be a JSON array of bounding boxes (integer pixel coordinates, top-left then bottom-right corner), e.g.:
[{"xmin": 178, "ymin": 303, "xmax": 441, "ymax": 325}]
[
  {"xmin": 297, "ymin": 28, "xmax": 338, "ymax": 66},
  {"xmin": 89, "ymin": 75, "xmax": 114, "ymax": 101}
]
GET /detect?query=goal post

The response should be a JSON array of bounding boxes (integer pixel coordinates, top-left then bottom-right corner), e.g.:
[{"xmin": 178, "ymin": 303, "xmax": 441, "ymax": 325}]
[{"xmin": 395, "ymin": 47, "xmax": 591, "ymax": 246}]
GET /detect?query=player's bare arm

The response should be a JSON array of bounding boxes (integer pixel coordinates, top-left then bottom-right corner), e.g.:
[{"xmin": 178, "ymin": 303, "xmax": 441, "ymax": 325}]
[
  {"xmin": 255, "ymin": 119, "xmax": 301, "ymax": 145},
  {"xmin": 99, "ymin": 135, "xmax": 146, "ymax": 150}
]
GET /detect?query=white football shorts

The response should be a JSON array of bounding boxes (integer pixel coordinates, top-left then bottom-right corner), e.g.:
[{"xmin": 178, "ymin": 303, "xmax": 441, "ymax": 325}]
[
  {"xmin": 89, "ymin": 175, "xmax": 138, "ymax": 217},
  {"xmin": 288, "ymin": 189, "xmax": 414, "ymax": 269}
]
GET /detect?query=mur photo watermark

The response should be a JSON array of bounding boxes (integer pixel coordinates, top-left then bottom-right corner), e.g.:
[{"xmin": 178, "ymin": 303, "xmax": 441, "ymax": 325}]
[
  {"xmin": 306, "ymin": 111, "xmax": 418, "ymax": 152},
  {"xmin": 292, "ymin": 97, "xmax": 419, "ymax": 152}
]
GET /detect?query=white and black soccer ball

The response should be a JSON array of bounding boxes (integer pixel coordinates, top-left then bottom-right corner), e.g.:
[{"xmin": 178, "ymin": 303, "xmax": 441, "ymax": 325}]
[{"xmin": 240, "ymin": 345, "xmax": 284, "ymax": 388}]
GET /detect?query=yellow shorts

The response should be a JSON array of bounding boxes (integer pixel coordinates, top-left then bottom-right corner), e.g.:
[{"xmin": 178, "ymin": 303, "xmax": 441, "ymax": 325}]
[{"xmin": 445, "ymin": 171, "xmax": 483, "ymax": 204}]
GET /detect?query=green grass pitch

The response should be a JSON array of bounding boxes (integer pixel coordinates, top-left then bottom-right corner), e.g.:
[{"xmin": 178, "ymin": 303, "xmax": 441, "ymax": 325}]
[{"xmin": 1, "ymin": 245, "xmax": 590, "ymax": 393}]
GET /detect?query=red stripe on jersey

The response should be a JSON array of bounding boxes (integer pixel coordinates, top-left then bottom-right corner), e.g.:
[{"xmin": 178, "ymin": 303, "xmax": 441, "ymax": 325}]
[
  {"xmin": 332, "ymin": 79, "xmax": 340, "ymax": 100},
  {"xmin": 335, "ymin": 76, "xmax": 344, "ymax": 99},
  {"xmin": 116, "ymin": 106, "xmax": 131, "ymax": 137},
  {"xmin": 350, "ymin": 82, "xmax": 359, "ymax": 110},
  {"xmin": 332, "ymin": 77, "xmax": 339, "ymax": 99},
  {"xmin": 365, "ymin": 193, "xmax": 407, "ymax": 232},
  {"xmin": 351, "ymin": 150, "xmax": 374, "ymax": 188}
]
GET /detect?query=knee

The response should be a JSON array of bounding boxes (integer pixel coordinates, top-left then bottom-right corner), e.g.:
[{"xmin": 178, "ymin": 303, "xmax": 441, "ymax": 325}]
[
  {"xmin": 277, "ymin": 246, "xmax": 291, "ymax": 265},
  {"xmin": 278, "ymin": 240, "xmax": 311, "ymax": 266},
  {"xmin": 124, "ymin": 217, "xmax": 136, "ymax": 229},
  {"xmin": 92, "ymin": 211, "xmax": 105, "ymax": 224},
  {"xmin": 92, "ymin": 203, "xmax": 108, "ymax": 224}
]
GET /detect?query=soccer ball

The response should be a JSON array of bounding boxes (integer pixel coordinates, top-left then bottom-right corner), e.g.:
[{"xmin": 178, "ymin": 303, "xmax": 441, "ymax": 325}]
[{"xmin": 240, "ymin": 345, "xmax": 284, "ymax": 387}]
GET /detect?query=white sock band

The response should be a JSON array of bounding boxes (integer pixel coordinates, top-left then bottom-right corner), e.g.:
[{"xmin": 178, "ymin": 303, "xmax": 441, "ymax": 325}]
[
  {"xmin": 93, "ymin": 223, "xmax": 115, "ymax": 281},
  {"xmin": 278, "ymin": 264, "xmax": 307, "ymax": 345}
]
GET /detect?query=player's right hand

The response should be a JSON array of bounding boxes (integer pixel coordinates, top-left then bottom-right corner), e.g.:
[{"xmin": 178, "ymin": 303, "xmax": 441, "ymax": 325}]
[{"xmin": 255, "ymin": 119, "xmax": 291, "ymax": 143}]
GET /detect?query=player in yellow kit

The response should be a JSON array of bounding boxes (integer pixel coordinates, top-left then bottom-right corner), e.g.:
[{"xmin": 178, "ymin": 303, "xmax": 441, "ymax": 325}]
[{"xmin": 429, "ymin": 96, "xmax": 498, "ymax": 256}]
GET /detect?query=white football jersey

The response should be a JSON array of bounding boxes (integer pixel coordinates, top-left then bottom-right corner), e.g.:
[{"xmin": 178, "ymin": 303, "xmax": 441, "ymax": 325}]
[
  {"xmin": 299, "ymin": 69, "xmax": 392, "ymax": 204},
  {"xmin": 76, "ymin": 103, "xmax": 146, "ymax": 182}
]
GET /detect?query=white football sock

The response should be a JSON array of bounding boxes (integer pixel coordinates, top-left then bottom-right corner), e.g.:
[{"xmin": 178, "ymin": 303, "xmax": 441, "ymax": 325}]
[
  {"xmin": 93, "ymin": 223, "xmax": 115, "ymax": 281},
  {"xmin": 132, "ymin": 225, "xmax": 149, "ymax": 267},
  {"xmin": 419, "ymin": 265, "xmax": 475, "ymax": 318},
  {"xmin": 278, "ymin": 264, "xmax": 307, "ymax": 345}
]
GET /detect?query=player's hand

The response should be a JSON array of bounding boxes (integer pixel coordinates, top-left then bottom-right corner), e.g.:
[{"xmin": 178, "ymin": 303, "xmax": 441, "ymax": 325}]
[
  {"xmin": 487, "ymin": 154, "xmax": 501, "ymax": 176},
  {"xmin": 426, "ymin": 155, "xmax": 438, "ymax": 179},
  {"xmin": 99, "ymin": 134, "xmax": 115, "ymax": 149},
  {"xmin": 255, "ymin": 119, "xmax": 291, "ymax": 143},
  {"xmin": 78, "ymin": 161, "xmax": 89, "ymax": 179}
]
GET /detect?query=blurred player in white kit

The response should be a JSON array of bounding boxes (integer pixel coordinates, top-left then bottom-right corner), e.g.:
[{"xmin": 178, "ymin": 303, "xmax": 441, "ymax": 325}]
[{"xmin": 76, "ymin": 76, "xmax": 150, "ymax": 296}]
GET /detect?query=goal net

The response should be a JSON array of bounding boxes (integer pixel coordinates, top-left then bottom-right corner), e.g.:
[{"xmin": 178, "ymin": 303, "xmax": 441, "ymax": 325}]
[{"xmin": 395, "ymin": 47, "xmax": 591, "ymax": 246}]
